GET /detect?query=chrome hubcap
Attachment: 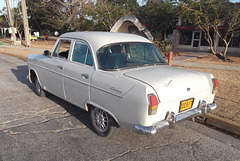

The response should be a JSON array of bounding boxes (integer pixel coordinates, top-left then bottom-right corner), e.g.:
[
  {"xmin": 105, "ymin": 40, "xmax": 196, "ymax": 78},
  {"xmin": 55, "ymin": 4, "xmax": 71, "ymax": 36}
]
[{"xmin": 93, "ymin": 108, "xmax": 109, "ymax": 132}]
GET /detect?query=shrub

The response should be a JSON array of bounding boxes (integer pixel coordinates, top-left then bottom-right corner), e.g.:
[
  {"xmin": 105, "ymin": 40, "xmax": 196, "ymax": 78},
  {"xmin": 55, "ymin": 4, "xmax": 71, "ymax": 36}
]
[{"xmin": 153, "ymin": 38, "xmax": 179, "ymax": 58}]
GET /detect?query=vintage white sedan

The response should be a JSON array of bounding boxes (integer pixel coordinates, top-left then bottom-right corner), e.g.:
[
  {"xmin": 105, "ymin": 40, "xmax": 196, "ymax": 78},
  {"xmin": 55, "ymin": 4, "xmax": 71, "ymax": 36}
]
[{"xmin": 27, "ymin": 32, "xmax": 219, "ymax": 137}]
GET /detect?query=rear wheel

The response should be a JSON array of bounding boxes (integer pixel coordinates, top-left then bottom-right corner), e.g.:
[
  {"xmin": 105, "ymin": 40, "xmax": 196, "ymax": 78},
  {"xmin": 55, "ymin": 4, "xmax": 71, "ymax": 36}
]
[
  {"xmin": 90, "ymin": 107, "xmax": 119, "ymax": 137},
  {"xmin": 34, "ymin": 77, "xmax": 46, "ymax": 97}
]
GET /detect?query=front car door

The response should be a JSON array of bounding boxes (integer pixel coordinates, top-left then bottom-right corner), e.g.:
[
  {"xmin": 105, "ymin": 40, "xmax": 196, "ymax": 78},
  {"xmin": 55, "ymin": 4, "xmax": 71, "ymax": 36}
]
[
  {"xmin": 42, "ymin": 39, "xmax": 72, "ymax": 99},
  {"xmin": 63, "ymin": 40, "xmax": 94, "ymax": 108}
]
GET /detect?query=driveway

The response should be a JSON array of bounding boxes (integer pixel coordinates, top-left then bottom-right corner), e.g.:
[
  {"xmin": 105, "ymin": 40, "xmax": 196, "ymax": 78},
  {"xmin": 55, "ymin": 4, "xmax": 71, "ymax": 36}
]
[{"xmin": 0, "ymin": 54, "xmax": 240, "ymax": 160}]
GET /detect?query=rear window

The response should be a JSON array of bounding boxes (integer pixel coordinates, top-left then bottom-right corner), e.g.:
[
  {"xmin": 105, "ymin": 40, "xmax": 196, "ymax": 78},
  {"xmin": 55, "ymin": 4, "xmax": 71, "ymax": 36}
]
[{"xmin": 97, "ymin": 42, "xmax": 166, "ymax": 70}]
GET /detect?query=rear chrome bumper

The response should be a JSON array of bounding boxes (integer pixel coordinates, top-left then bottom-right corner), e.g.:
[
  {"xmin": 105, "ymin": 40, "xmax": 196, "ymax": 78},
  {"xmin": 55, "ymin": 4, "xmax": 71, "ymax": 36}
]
[{"xmin": 135, "ymin": 101, "xmax": 217, "ymax": 135}]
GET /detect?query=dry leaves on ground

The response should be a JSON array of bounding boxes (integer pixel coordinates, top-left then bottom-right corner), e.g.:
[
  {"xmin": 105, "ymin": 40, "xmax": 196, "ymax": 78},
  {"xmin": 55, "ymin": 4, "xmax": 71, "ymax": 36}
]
[{"xmin": 181, "ymin": 67, "xmax": 240, "ymax": 124}]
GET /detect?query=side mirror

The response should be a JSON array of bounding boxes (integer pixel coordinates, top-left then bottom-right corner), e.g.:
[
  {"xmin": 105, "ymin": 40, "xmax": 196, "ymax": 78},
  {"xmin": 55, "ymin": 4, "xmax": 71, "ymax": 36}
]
[{"xmin": 43, "ymin": 50, "xmax": 51, "ymax": 57}]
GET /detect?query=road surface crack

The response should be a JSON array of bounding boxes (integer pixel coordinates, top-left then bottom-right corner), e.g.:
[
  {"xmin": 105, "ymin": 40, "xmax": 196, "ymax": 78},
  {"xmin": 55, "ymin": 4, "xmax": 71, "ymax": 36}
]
[
  {"xmin": 106, "ymin": 142, "xmax": 174, "ymax": 161},
  {"xmin": 189, "ymin": 137, "xmax": 202, "ymax": 161},
  {"xmin": 0, "ymin": 106, "xmax": 70, "ymax": 130},
  {"xmin": 106, "ymin": 137, "xmax": 204, "ymax": 161},
  {"xmin": 3, "ymin": 130, "xmax": 20, "ymax": 148},
  {"xmin": 3, "ymin": 125, "xmax": 86, "ymax": 136}
]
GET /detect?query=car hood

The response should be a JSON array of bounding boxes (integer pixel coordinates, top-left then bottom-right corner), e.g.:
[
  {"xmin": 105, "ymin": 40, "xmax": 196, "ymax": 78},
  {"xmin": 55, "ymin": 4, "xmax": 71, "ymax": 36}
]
[{"xmin": 124, "ymin": 65, "xmax": 211, "ymax": 102}]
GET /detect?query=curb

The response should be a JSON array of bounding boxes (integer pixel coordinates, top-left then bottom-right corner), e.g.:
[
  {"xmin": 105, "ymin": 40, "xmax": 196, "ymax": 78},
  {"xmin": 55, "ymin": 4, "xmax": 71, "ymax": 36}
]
[
  {"xmin": 0, "ymin": 44, "xmax": 45, "ymax": 51},
  {"xmin": 195, "ymin": 114, "xmax": 240, "ymax": 137}
]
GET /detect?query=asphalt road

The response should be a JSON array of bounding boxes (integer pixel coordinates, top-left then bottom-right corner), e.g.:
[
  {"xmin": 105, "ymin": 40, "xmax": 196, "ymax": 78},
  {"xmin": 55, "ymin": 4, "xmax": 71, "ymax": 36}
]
[{"xmin": 0, "ymin": 54, "xmax": 240, "ymax": 161}]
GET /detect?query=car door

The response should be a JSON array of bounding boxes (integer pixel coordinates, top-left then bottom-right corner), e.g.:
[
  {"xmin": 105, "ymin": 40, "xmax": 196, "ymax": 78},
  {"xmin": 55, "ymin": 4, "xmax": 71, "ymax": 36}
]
[
  {"xmin": 63, "ymin": 40, "xmax": 94, "ymax": 108},
  {"xmin": 42, "ymin": 39, "xmax": 72, "ymax": 99}
]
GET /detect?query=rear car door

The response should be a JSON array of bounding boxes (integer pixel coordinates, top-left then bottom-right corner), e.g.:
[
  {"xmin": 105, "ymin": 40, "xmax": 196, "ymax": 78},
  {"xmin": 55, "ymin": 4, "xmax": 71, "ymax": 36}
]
[
  {"xmin": 42, "ymin": 39, "xmax": 72, "ymax": 99},
  {"xmin": 63, "ymin": 40, "xmax": 94, "ymax": 108}
]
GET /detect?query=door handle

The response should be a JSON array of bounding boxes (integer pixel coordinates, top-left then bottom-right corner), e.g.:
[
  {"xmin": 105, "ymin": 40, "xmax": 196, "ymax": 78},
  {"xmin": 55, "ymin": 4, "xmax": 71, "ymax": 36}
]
[
  {"xmin": 81, "ymin": 73, "xmax": 89, "ymax": 79},
  {"xmin": 57, "ymin": 65, "xmax": 63, "ymax": 70}
]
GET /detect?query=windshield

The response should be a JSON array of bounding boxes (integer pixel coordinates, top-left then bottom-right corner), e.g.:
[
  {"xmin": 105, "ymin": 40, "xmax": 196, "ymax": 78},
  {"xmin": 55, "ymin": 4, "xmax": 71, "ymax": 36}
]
[{"xmin": 97, "ymin": 42, "xmax": 167, "ymax": 70}]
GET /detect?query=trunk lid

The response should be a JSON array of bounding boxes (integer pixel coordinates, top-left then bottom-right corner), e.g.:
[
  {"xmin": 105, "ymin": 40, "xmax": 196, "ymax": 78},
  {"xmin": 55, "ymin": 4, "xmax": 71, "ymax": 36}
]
[{"xmin": 124, "ymin": 65, "xmax": 210, "ymax": 103}]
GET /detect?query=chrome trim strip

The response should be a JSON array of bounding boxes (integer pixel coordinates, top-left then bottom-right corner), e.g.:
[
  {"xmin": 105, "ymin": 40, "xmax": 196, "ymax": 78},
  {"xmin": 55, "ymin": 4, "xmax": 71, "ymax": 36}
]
[{"xmin": 90, "ymin": 85, "xmax": 123, "ymax": 98}]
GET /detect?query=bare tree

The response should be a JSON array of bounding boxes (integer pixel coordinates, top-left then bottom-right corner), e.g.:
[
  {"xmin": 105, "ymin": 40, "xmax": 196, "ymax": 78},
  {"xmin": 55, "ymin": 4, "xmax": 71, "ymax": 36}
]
[
  {"xmin": 179, "ymin": 0, "xmax": 240, "ymax": 60},
  {"xmin": 90, "ymin": 0, "xmax": 131, "ymax": 31},
  {"xmin": 27, "ymin": 0, "xmax": 94, "ymax": 31}
]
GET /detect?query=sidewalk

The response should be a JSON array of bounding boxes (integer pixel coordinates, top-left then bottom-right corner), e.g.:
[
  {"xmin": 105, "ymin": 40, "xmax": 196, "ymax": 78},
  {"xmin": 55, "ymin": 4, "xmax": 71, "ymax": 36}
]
[
  {"xmin": 172, "ymin": 50, "xmax": 240, "ymax": 71},
  {"xmin": 0, "ymin": 44, "xmax": 240, "ymax": 136},
  {"xmin": 173, "ymin": 61, "xmax": 240, "ymax": 71},
  {"xmin": 173, "ymin": 50, "xmax": 211, "ymax": 61}
]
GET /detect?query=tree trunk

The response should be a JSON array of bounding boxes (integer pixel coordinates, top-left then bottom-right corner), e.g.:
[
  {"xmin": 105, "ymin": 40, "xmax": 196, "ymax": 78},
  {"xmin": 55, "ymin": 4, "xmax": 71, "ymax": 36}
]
[
  {"xmin": 210, "ymin": 45, "xmax": 217, "ymax": 55},
  {"xmin": 17, "ymin": 30, "xmax": 22, "ymax": 40},
  {"xmin": 202, "ymin": 29, "xmax": 217, "ymax": 55},
  {"xmin": 209, "ymin": 38, "xmax": 217, "ymax": 55},
  {"xmin": 213, "ymin": 32, "xmax": 217, "ymax": 54},
  {"xmin": 222, "ymin": 41, "xmax": 229, "ymax": 62}
]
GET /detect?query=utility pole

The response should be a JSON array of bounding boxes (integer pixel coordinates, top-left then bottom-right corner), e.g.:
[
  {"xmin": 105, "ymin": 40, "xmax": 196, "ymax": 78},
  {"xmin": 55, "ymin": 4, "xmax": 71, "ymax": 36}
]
[
  {"xmin": 21, "ymin": 0, "xmax": 31, "ymax": 47},
  {"xmin": 5, "ymin": 0, "xmax": 16, "ymax": 45}
]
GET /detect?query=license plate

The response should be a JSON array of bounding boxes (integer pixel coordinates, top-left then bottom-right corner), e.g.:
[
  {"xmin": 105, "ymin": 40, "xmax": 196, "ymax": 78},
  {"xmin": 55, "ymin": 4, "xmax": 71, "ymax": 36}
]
[{"xmin": 179, "ymin": 98, "xmax": 194, "ymax": 112}]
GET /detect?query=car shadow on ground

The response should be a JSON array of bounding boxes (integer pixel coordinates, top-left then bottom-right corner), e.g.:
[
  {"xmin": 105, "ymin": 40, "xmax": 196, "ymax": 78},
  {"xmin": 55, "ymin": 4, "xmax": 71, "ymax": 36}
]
[
  {"xmin": 11, "ymin": 65, "xmax": 96, "ymax": 135},
  {"xmin": 46, "ymin": 94, "xmax": 95, "ymax": 133},
  {"xmin": 11, "ymin": 65, "xmax": 34, "ymax": 89},
  {"xmin": 45, "ymin": 94, "xmax": 138, "ymax": 139}
]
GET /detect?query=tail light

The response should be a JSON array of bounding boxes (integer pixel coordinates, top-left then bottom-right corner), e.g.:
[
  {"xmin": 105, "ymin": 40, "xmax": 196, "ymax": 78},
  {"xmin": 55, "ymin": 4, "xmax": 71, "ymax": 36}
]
[
  {"xmin": 212, "ymin": 78, "xmax": 219, "ymax": 94},
  {"xmin": 148, "ymin": 94, "xmax": 159, "ymax": 115}
]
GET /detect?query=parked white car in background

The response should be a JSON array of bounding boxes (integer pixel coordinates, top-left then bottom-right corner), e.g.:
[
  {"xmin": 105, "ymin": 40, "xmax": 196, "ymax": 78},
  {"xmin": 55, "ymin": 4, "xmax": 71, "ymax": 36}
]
[{"xmin": 27, "ymin": 32, "xmax": 219, "ymax": 137}]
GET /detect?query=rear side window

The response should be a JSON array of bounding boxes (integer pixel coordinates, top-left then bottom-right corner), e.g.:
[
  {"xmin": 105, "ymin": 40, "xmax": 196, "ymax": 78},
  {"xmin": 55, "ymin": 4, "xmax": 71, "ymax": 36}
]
[
  {"xmin": 72, "ymin": 41, "xmax": 93, "ymax": 66},
  {"xmin": 53, "ymin": 39, "xmax": 71, "ymax": 59}
]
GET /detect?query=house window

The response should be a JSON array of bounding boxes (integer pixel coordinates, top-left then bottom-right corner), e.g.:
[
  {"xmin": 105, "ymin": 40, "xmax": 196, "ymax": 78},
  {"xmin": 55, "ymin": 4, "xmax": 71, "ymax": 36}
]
[
  {"xmin": 200, "ymin": 31, "xmax": 214, "ymax": 46},
  {"xmin": 179, "ymin": 30, "xmax": 192, "ymax": 45},
  {"xmin": 232, "ymin": 33, "xmax": 240, "ymax": 48},
  {"xmin": 218, "ymin": 31, "xmax": 240, "ymax": 48}
]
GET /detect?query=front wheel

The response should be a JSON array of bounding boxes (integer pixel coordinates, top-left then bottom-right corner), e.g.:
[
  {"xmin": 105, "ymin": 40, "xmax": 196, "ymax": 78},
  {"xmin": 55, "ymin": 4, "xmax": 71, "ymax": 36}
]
[
  {"xmin": 90, "ymin": 107, "xmax": 119, "ymax": 137},
  {"xmin": 34, "ymin": 77, "xmax": 46, "ymax": 97}
]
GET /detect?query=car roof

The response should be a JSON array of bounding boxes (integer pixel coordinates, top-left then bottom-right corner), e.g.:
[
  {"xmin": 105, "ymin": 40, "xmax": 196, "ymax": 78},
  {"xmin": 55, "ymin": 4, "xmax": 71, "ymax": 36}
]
[{"xmin": 60, "ymin": 31, "xmax": 152, "ymax": 53}]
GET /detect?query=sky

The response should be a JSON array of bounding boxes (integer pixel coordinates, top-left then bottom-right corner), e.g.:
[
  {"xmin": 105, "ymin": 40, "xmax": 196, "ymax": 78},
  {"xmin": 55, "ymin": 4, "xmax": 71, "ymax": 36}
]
[
  {"xmin": 0, "ymin": 0, "xmax": 19, "ymax": 10},
  {"xmin": 0, "ymin": 0, "xmax": 240, "ymax": 10}
]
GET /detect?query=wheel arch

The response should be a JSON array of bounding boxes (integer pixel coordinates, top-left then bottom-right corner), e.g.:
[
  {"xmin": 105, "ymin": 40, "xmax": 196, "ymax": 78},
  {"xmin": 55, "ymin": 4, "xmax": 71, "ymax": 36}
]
[
  {"xmin": 85, "ymin": 102, "xmax": 120, "ymax": 127},
  {"xmin": 29, "ymin": 69, "xmax": 37, "ymax": 83},
  {"xmin": 29, "ymin": 69, "xmax": 42, "ymax": 87}
]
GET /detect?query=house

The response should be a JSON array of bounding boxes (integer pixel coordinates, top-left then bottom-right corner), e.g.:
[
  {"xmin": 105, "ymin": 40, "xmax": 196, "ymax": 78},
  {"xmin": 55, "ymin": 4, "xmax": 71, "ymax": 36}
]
[{"xmin": 172, "ymin": 19, "xmax": 240, "ymax": 53}]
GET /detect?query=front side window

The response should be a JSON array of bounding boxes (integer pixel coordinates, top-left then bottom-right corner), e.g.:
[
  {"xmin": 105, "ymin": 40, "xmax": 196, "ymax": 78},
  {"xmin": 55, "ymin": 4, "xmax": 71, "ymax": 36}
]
[
  {"xmin": 53, "ymin": 39, "xmax": 71, "ymax": 59},
  {"xmin": 72, "ymin": 41, "xmax": 93, "ymax": 66},
  {"xmin": 97, "ymin": 42, "xmax": 166, "ymax": 70}
]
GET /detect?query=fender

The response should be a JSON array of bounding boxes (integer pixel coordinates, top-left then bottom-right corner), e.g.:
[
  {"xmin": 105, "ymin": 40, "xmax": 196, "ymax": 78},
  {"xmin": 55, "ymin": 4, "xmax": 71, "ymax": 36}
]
[{"xmin": 84, "ymin": 101, "xmax": 119, "ymax": 125}]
